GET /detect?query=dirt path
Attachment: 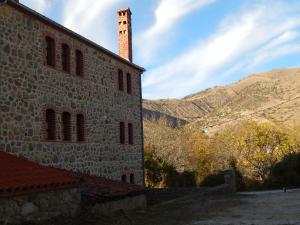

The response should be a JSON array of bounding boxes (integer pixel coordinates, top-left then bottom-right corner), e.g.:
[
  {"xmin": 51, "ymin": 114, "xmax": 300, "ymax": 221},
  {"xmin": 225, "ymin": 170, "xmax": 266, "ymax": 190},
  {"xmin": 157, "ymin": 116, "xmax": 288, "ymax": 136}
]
[
  {"xmin": 191, "ymin": 189, "xmax": 300, "ymax": 225},
  {"xmin": 130, "ymin": 189, "xmax": 300, "ymax": 225},
  {"xmin": 46, "ymin": 189, "xmax": 300, "ymax": 225}
]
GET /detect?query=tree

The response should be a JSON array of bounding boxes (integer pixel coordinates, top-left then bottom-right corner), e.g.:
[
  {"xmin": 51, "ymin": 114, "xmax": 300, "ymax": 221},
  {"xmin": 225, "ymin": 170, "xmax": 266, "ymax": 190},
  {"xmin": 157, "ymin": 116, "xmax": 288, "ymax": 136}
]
[{"xmin": 232, "ymin": 122, "xmax": 294, "ymax": 181}]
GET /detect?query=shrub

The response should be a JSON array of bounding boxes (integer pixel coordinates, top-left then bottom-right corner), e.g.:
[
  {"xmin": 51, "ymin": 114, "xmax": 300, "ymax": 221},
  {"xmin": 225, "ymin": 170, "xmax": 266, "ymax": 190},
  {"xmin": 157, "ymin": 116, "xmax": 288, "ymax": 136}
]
[{"xmin": 200, "ymin": 172, "xmax": 225, "ymax": 187}]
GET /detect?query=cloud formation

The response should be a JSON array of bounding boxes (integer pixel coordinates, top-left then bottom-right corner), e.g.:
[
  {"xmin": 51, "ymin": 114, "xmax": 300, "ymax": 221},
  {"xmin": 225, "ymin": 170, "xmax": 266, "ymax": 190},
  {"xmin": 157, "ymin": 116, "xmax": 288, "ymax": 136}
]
[
  {"xmin": 62, "ymin": 0, "xmax": 126, "ymax": 50},
  {"xmin": 22, "ymin": 0, "xmax": 51, "ymax": 13},
  {"xmin": 136, "ymin": 0, "xmax": 216, "ymax": 63},
  {"xmin": 143, "ymin": 1, "xmax": 300, "ymax": 99}
]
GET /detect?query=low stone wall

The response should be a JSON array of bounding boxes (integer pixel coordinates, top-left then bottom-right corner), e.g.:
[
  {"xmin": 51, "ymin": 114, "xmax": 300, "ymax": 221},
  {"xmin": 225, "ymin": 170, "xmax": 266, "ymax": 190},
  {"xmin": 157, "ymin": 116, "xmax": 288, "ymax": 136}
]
[
  {"xmin": 88, "ymin": 194, "xmax": 147, "ymax": 215},
  {"xmin": 0, "ymin": 188, "xmax": 80, "ymax": 224}
]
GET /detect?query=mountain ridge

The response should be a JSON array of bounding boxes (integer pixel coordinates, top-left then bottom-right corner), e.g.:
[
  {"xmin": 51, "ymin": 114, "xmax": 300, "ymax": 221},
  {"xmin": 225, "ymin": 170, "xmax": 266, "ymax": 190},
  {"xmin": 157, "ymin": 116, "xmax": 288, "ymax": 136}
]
[{"xmin": 143, "ymin": 67, "xmax": 300, "ymax": 134}]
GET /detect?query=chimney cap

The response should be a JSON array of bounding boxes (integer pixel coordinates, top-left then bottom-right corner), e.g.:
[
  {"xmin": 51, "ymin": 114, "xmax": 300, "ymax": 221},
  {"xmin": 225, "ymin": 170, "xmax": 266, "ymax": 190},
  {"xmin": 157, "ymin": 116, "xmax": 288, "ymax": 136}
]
[{"xmin": 117, "ymin": 8, "xmax": 131, "ymax": 15}]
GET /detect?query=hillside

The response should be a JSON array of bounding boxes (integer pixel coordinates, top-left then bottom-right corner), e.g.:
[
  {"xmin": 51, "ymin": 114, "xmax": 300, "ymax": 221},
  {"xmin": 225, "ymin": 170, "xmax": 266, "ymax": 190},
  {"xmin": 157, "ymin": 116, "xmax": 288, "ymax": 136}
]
[{"xmin": 143, "ymin": 68, "xmax": 300, "ymax": 134}]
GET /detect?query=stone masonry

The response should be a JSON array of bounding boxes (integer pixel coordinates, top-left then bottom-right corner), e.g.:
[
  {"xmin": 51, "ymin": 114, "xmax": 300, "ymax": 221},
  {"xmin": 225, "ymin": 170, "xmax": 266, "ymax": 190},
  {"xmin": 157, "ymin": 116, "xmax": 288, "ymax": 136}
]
[
  {"xmin": 0, "ymin": 1, "xmax": 145, "ymax": 185},
  {"xmin": 0, "ymin": 188, "xmax": 80, "ymax": 224}
]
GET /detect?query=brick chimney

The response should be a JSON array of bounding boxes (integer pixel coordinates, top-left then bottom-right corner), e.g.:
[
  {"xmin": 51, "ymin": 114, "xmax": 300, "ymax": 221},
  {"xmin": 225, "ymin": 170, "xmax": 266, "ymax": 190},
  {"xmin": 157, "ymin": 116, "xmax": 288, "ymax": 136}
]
[{"xmin": 118, "ymin": 8, "xmax": 132, "ymax": 62}]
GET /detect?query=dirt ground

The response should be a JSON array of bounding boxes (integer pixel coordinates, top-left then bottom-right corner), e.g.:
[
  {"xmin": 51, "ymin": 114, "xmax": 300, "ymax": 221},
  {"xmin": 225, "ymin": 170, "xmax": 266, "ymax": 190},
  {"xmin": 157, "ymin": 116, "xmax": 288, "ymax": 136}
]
[{"xmin": 47, "ymin": 189, "xmax": 300, "ymax": 225}]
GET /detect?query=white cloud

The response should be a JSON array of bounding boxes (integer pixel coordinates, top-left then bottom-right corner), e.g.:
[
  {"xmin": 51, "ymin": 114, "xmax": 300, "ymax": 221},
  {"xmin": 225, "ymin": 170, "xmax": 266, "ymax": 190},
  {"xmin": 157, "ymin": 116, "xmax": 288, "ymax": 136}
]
[
  {"xmin": 136, "ymin": 0, "xmax": 216, "ymax": 63},
  {"xmin": 62, "ymin": 0, "xmax": 126, "ymax": 50},
  {"xmin": 143, "ymin": 1, "xmax": 300, "ymax": 99},
  {"xmin": 21, "ymin": 0, "xmax": 51, "ymax": 13}
]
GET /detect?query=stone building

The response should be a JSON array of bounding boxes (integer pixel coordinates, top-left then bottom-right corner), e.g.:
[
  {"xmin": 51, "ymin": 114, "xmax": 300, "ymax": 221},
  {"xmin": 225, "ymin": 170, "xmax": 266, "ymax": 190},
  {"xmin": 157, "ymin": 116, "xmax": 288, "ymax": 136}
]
[{"xmin": 0, "ymin": 0, "xmax": 145, "ymax": 185}]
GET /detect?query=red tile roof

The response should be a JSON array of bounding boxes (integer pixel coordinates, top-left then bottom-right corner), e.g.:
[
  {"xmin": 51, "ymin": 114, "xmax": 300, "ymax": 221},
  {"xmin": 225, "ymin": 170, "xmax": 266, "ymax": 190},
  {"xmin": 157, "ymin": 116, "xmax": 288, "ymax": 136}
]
[
  {"xmin": 0, "ymin": 151, "xmax": 81, "ymax": 197},
  {"xmin": 0, "ymin": 151, "xmax": 145, "ymax": 200}
]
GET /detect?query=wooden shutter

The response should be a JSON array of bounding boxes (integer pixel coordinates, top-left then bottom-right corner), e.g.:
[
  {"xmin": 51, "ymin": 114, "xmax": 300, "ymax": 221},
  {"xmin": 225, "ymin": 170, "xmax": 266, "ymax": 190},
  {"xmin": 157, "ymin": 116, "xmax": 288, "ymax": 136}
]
[
  {"xmin": 121, "ymin": 174, "xmax": 127, "ymax": 182},
  {"xmin": 76, "ymin": 50, "xmax": 83, "ymax": 77},
  {"xmin": 77, "ymin": 114, "xmax": 85, "ymax": 142},
  {"xmin": 46, "ymin": 37, "xmax": 55, "ymax": 66},
  {"xmin": 126, "ymin": 73, "xmax": 132, "ymax": 94},
  {"xmin": 118, "ymin": 70, "xmax": 124, "ymax": 91},
  {"xmin": 130, "ymin": 173, "xmax": 135, "ymax": 184},
  {"xmin": 128, "ymin": 123, "xmax": 133, "ymax": 144},
  {"xmin": 46, "ymin": 109, "xmax": 56, "ymax": 141},
  {"xmin": 62, "ymin": 44, "xmax": 70, "ymax": 72},
  {"xmin": 62, "ymin": 112, "xmax": 71, "ymax": 141},
  {"xmin": 120, "ymin": 122, "xmax": 125, "ymax": 144}
]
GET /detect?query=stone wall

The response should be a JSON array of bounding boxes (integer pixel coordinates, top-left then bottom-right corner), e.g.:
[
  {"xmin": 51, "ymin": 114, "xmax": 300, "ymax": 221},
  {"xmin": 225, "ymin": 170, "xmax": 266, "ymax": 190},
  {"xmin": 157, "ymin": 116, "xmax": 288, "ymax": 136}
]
[
  {"xmin": 88, "ymin": 194, "xmax": 146, "ymax": 215},
  {"xmin": 0, "ymin": 3, "xmax": 144, "ymax": 185},
  {"xmin": 0, "ymin": 189, "xmax": 80, "ymax": 224}
]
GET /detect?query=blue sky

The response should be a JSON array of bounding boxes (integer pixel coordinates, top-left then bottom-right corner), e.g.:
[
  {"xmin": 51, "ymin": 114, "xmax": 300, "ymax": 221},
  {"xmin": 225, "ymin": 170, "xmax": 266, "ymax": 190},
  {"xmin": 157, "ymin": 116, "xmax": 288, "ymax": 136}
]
[{"xmin": 22, "ymin": 0, "xmax": 300, "ymax": 99}]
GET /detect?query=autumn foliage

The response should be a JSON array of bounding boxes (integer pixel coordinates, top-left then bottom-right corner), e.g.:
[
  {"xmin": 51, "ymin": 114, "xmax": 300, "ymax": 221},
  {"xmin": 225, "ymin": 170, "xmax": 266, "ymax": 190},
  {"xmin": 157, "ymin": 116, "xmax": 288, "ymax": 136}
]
[{"xmin": 144, "ymin": 119, "xmax": 300, "ymax": 190}]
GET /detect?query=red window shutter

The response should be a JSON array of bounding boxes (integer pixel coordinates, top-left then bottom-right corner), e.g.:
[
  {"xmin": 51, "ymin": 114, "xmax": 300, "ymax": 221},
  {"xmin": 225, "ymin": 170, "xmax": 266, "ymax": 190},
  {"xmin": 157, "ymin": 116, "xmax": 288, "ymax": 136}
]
[
  {"xmin": 62, "ymin": 44, "xmax": 70, "ymax": 72},
  {"xmin": 120, "ymin": 122, "xmax": 125, "ymax": 144},
  {"xmin": 118, "ymin": 70, "xmax": 124, "ymax": 91},
  {"xmin": 126, "ymin": 73, "xmax": 132, "ymax": 94},
  {"xmin": 128, "ymin": 123, "xmax": 133, "ymax": 144},
  {"xmin": 130, "ymin": 173, "xmax": 135, "ymax": 184},
  {"xmin": 77, "ymin": 114, "xmax": 85, "ymax": 142},
  {"xmin": 46, "ymin": 109, "xmax": 56, "ymax": 141},
  {"xmin": 62, "ymin": 112, "xmax": 71, "ymax": 141},
  {"xmin": 121, "ymin": 174, "xmax": 127, "ymax": 182},
  {"xmin": 76, "ymin": 50, "xmax": 83, "ymax": 77},
  {"xmin": 46, "ymin": 36, "xmax": 55, "ymax": 66}
]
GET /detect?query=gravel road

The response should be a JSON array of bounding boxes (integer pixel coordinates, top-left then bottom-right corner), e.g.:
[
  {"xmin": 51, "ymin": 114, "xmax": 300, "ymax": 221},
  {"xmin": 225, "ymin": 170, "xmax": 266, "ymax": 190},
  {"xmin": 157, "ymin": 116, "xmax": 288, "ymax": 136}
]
[{"xmin": 45, "ymin": 188, "xmax": 300, "ymax": 225}]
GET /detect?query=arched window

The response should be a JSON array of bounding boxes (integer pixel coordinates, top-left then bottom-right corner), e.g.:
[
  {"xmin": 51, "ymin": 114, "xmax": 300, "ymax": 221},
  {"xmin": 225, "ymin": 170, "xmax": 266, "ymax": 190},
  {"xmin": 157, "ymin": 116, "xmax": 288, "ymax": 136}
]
[
  {"xmin": 130, "ymin": 173, "xmax": 135, "ymax": 184},
  {"xmin": 75, "ymin": 50, "xmax": 83, "ymax": 77},
  {"xmin": 46, "ymin": 109, "xmax": 56, "ymax": 141},
  {"xmin": 62, "ymin": 112, "xmax": 71, "ymax": 141},
  {"xmin": 128, "ymin": 123, "xmax": 133, "ymax": 144},
  {"xmin": 61, "ymin": 44, "xmax": 70, "ymax": 72},
  {"xmin": 126, "ymin": 73, "xmax": 132, "ymax": 94},
  {"xmin": 121, "ymin": 174, "xmax": 127, "ymax": 182},
  {"xmin": 118, "ymin": 69, "xmax": 124, "ymax": 91},
  {"xmin": 45, "ymin": 36, "xmax": 55, "ymax": 66},
  {"xmin": 77, "ymin": 114, "xmax": 85, "ymax": 142},
  {"xmin": 120, "ymin": 122, "xmax": 125, "ymax": 144}
]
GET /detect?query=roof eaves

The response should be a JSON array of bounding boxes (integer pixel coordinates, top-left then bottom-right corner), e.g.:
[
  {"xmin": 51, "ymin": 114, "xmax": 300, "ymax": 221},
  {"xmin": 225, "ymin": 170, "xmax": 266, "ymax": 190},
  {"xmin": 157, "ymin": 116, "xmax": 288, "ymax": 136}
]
[{"xmin": 5, "ymin": 0, "xmax": 145, "ymax": 73}]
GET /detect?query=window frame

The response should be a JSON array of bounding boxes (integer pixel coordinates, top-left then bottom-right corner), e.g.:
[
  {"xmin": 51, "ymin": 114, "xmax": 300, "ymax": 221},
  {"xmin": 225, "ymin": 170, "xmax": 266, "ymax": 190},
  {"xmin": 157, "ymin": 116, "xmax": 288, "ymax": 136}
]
[
  {"xmin": 118, "ymin": 69, "xmax": 124, "ymax": 91},
  {"xmin": 45, "ymin": 109, "xmax": 56, "ymax": 141},
  {"xmin": 76, "ymin": 114, "xmax": 85, "ymax": 142},
  {"xmin": 61, "ymin": 43, "xmax": 70, "ymax": 73},
  {"xmin": 128, "ymin": 123, "xmax": 133, "ymax": 145},
  {"xmin": 75, "ymin": 49, "xmax": 84, "ymax": 77},
  {"xmin": 126, "ymin": 73, "xmax": 132, "ymax": 94},
  {"xmin": 120, "ymin": 122, "xmax": 125, "ymax": 144},
  {"xmin": 62, "ymin": 111, "xmax": 71, "ymax": 141},
  {"xmin": 121, "ymin": 174, "xmax": 127, "ymax": 182},
  {"xmin": 129, "ymin": 173, "xmax": 135, "ymax": 184},
  {"xmin": 45, "ymin": 36, "xmax": 55, "ymax": 67}
]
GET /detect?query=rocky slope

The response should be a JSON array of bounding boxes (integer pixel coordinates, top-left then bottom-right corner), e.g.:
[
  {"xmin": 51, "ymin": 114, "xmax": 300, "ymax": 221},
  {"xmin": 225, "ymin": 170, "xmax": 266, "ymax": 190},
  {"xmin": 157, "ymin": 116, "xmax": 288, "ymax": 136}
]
[{"xmin": 143, "ymin": 68, "xmax": 300, "ymax": 134}]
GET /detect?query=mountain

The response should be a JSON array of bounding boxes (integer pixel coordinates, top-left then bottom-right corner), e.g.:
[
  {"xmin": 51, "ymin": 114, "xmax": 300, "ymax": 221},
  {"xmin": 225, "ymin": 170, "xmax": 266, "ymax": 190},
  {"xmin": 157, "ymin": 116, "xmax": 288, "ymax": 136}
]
[{"xmin": 143, "ymin": 68, "xmax": 300, "ymax": 134}]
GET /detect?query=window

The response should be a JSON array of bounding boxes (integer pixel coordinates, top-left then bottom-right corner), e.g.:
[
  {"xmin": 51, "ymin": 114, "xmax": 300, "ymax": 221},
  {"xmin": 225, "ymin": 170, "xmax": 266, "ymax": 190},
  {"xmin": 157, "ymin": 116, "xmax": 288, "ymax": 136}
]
[
  {"xmin": 76, "ymin": 50, "xmax": 83, "ymax": 77},
  {"xmin": 128, "ymin": 123, "xmax": 133, "ymax": 144},
  {"xmin": 61, "ymin": 44, "xmax": 70, "ymax": 72},
  {"xmin": 130, "ymin": 173, "xmax": 135, "ymax": 184},
  {"xmin": 118, "ymin": 69, "xmax": 124, "ymax": 91},
  {"xmin": 121, "ymin": 174, "xmax": 127, "ymax": 182},
  {"xmin": 62, "ymin": 112, "xmax": 71, "ymax": 141},
  {"xmin": 77, "ymin": 114, "xmax": 85, "ymax": 142},
  {"xmin": 45, "ymin": 36, "xmax": 55, "ymax": 66},
  {"xmin": 120, "ymin": 122, "xmax": 125, "ymax": 144},
  {"xmin": 126, "ymin": 73, "xmax": 132, "ymax": 94},
  {"xmin": 46, "ymin": 109, "xmax": 56, "ymax": 141}
]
